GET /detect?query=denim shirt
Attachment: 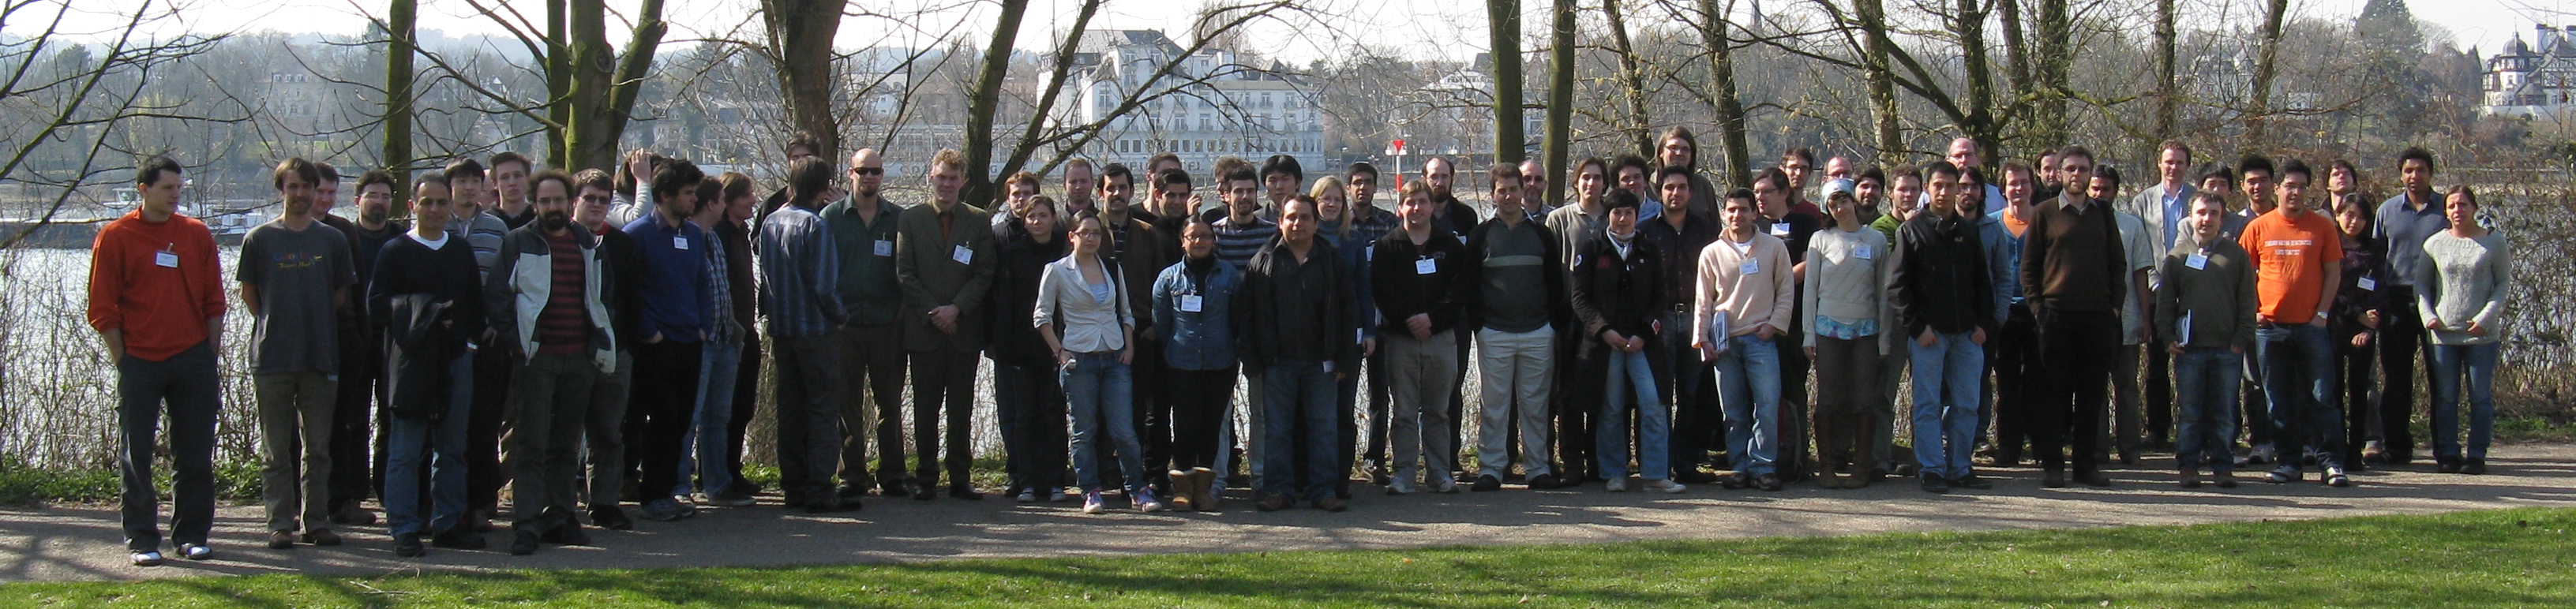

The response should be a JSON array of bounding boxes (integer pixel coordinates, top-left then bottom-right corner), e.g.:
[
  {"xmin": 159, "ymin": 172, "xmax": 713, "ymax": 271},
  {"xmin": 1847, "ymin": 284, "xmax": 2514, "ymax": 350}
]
[
  {"xmin": 1153, "ymin": 259, "xmax": 1242, "ymax": 370},
  {"xmin": 1319, "ymin": 225, "xmax": 1379, "ymax": 339}
]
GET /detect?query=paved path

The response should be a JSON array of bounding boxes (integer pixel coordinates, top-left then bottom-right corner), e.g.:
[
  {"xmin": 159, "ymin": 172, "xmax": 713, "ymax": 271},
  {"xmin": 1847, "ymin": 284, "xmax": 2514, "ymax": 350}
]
[{"xmin": 6, "ymin": 445, "xmax": 2574, "ymax": 582}]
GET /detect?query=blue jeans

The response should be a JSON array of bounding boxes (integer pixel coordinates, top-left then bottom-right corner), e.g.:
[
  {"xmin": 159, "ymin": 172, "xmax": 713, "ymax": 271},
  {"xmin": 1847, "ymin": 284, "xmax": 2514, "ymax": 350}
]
[
  {"xmin": 1599, "ymin": 349, "xmax": 1670, "ymax": 480},
  {"xmin": 1909, "ymin": 331, "xmax": 1984, "ymax": 480},
  {"xmin": 2173, "ymin": 346, "xmax": 2244, "ymax": 473},
  {"xmin": 386, "ymin": 353, "xmax": 474, "ymax": 536},
  {"xmin": 2258, "ymin": 323, "xmax": 2345, "ymax": 471},
  {"xmin": 1262, "ymin": 360, "xmax": 1340, "ymax": 501},
  {"xmin": 1063, "ymin": 352, "xmax": 1145, "ymax": 494},
  {"xmin": 1712, "ymin": 334, "xmax": 1782, "ymax": 476},
  {"xmin": 674, "ymin": 339, "xmax": 742, "ymax": 495},
  {"xmin": 2428, "ymin": 342, "xmax": 2499, "ymax": 462}
]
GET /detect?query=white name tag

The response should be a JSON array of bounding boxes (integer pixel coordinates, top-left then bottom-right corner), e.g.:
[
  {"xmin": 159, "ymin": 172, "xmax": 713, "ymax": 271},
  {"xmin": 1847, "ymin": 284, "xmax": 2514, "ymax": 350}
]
[
  {"xmin": 2357, "ymin": 276, "xmax": 2377, "ymax": 291},
  {"xmin": 1740, "ymin": 259, "xmax": 1760, "ymax": 275},
  {"xmin": 1322, "ymin": 361, "xmax": 1335, "ymax": 374},
  {"xmin": 874, "ymin": 240, "xmax": 894, "ymax": 257},
  {"xmin": 2185, "ymin": 252, "xmax": 2208, "ymax": 270},
  {"xmin": 951, "ymin": 245, "xmax": 974, "ymax": 265},
  {"xmin": 1414, "ymin": 258, "xmax": 1438, "ymax": 275},
  {"xmin": 1179, "ymin": 294, "xmax": 1204, "ymax": 312},
  {"xmin": 154, "ymin": 251, "xmax": 179, "ymax": 268},
  {"xmin": 1854, "ymin": 244, "xmax": 1874, "ymax": 260},
  {"xmin": 673, "ymin": 236, "xmax": 688, "ymax": 250},
  {"xmin": 1771, "ymin": 222, "xmax": 1791, "ymax": 237}
]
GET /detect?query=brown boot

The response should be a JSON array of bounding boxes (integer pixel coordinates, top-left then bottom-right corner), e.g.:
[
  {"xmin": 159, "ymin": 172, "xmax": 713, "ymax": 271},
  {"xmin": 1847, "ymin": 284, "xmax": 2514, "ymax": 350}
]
[
  {"xmin": 1168, "ymin": 470, "xmax": 1198, "ymax": 511},
  {"xmin": 1190, "ymin": 467, "xmax": 1220, "ymax": 511}
]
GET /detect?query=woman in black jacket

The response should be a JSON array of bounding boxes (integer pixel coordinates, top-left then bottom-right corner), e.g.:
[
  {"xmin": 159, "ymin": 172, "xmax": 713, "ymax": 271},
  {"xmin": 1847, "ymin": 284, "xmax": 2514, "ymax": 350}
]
[{"xmin": 990, "ymin": 196, "xmax": 1071, "ymax": 503}]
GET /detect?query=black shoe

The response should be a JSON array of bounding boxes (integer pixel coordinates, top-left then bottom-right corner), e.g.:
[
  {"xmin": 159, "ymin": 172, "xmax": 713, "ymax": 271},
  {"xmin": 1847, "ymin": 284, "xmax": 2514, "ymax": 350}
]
[
  {"xmin": 392, "ymin": 532, "xmax": 426, "ymax": 558},
  {"xmin": 1527, "ymin": 473, "xmax": 1558, "ymax": 489},
  {"xmin": 2462, "ymin": 460, "xmax": 2488, "ymax": 475},
  {"xmin": 430, "ymin": 528, "xmax": 487, "ymax": 550},
  {"xmin": 1255, "ymin": 493, "xmax": 1293, "ymax": 512},
  {"xmin": 808, "ymin": 497, "xmax": 864, "ymax": 514},
  {"xmin": 948, "ymin": 484, "xmax": 983, "ymax": 500},
  {"xmin": 879, "ymin": 480, "xmax": 913, "ymax": 498},
  {"xmin": 1951, "ymin": 475, "xmax": 1994, "ymax": 490},
  {"xmin": 836, "ymin": 483, "xmax": 868, "ymax": 499},
  {"xmin": 2042, "ymin": 465, "xmax": 2068, "ymax": 488},
  {"xmin": 1921, "ymin": 476, "xmax": 1950, "ymax": 494},
  {"xmin": 590, "ymin": 506, "xmax": 635, "ymax": 532},
  {"xmin": 2437, "ymin": 461, "xmax": 2463, "ymax": 473},
  {"xmin": 1472, "ymin": 474, "xmax": 1502, "ymax": 492},
  {"xmin": 2213, "ymin": 472, "xmax": 2240, "ymax": 488},
  {"xmin": 1754, "ymin": 473, "xmax": 1783, "ymax": 491},
  {"xmin": 543, "ymin": 523, "xmax": 590, "ymax": 546},
  {"xmin": 508, "ymin": 529, "xmax": 541, "ymax": 555},
  {"xmin": 2075, "ymin": 468, "xmax": 2112, "ymax": 488},
  {"xmin": 1719, "ymin": 473, "xmax": 1751, "ymax": 490},
  {"xmin": 913, "ymin": 486, "xmax": 938, "ymax": 500}
]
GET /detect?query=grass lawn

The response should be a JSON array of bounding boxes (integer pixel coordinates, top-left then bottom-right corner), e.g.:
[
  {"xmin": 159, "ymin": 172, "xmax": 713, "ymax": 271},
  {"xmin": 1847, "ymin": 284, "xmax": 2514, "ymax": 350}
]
[{"xmin": 6, "ymin": 507, "xmax": 2571, "ymax": 607}]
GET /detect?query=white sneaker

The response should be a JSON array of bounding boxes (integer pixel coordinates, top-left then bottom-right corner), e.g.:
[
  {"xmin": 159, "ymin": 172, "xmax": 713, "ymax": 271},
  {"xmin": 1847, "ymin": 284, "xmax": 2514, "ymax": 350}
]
[
  {"xmin": 1641, "ymin": 479, "xmax": 1687, "ymax": 494},
  {"xmin": 1432, "ymin": 479, "xmax": 1460, "ymax": 494},
  {"xmin": 1605, "ymin": 477, "xmax": 1628, "ymax": 492},
  {"xmin": 1385, "ymin": 479, "xmax": 1416, "ymax": 495}
]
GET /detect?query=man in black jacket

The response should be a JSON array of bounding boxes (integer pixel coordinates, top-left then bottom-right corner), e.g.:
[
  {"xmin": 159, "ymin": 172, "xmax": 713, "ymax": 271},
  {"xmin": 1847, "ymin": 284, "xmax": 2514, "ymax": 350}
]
[
  {"xmin": 1238, "ymin": 196, "xmax": 1359, "ymax": 512},
  {"xmin": 1371, "ymin": 181, "xmax": 1471, "ymax": 495},
  {"xmin": 1888, "ymin": 162, "xmax": 1997, "ymax": 494},
  {"xmin": 367, "ymin": 175, "xmax": 486, "ymax": 556},
  {"xmin": 572, "ymin": 170, "xmax": 640, "ymax": 532}
]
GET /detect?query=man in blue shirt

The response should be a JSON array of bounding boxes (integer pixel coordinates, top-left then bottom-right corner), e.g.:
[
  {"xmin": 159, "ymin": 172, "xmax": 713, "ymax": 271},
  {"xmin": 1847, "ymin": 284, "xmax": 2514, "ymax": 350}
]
[
  {"xmin": 621, "ymin": 160, "xmax": 714, "ymax": 522},
  {"xmin": 2368, "ymin": 147, "xmax": 2448, "ymax": 465},
  {"xmin": 2120, "ymin": 140, "xmax": 2196, "ymax": 451}
]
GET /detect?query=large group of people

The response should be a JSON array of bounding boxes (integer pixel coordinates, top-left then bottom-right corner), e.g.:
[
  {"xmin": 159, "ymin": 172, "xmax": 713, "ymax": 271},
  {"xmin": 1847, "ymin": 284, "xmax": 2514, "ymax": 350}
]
[{"xmin": 90, "ymin": 129, "xmax": 2515, "ymax": 566}]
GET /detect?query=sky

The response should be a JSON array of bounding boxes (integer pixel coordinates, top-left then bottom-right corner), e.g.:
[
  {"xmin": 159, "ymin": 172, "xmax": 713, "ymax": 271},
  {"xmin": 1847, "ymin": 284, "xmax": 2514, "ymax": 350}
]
[{"xmin": 8, "ymin": 0, "xmax": 2574, "ymax": 64}]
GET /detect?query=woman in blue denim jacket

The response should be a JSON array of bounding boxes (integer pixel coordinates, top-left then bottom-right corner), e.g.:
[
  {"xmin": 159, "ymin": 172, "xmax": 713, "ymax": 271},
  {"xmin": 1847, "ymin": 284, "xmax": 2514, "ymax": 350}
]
[{"xmin": 1153, "ymin": 219, "xmax": 1243, "ymax": 511}]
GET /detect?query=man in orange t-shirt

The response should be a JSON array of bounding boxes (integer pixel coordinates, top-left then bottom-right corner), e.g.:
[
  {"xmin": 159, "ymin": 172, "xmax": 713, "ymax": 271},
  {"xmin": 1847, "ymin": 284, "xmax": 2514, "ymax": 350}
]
[
  {"xmin": 2235, "ymin": 159, "xmax": 2351, "ymax": 488},
  {"xmin": 88, "ymin": 156, "xmax": 227, "ymax": 566}
]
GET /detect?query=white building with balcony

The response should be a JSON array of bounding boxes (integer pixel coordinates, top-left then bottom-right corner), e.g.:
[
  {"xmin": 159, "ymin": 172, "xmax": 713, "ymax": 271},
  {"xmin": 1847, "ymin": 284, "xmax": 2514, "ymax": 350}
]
[{"xmin": 1050, "ymin": 30, "xmax": 1325, "ymax": 174}]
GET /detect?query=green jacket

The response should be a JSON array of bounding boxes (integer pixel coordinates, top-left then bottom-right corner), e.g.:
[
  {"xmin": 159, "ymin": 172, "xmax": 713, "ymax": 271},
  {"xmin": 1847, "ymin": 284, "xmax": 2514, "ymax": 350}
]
[
  {"xmin": 822, "ymin": 196, "xmax": 906, "ymax": 327},
  {"xmin": 2154, "ymin": 238, "xmax": 2258, "ymax": 350}
]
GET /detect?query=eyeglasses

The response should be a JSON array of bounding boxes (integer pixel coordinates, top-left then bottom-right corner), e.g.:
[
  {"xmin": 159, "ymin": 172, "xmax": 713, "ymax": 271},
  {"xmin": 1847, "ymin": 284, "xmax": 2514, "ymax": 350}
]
[
  {"xmin": 580, "ymin": 195, "xmax": 612, "ymax": 204},
  {"xmin": 1073, "ymin": 228, "xmax": 1109, "ymax": 237},
  {"xmin": 851, "ymin": 167, "xmax": 883, "ymax": 176}
]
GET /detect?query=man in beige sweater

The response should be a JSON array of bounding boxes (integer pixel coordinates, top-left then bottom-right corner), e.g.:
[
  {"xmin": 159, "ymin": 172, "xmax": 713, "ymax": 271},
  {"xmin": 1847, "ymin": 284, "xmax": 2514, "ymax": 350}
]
[{"xmin": 1689, "ymin": 189, "xmax": 1798, "ymax": 491}]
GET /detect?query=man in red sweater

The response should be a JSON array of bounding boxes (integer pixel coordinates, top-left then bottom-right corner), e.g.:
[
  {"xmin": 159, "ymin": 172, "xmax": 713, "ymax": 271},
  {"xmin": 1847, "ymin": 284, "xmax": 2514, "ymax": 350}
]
[{"xmin": 88, "ymin": 156, "xmax": 227, "ymax": 566}]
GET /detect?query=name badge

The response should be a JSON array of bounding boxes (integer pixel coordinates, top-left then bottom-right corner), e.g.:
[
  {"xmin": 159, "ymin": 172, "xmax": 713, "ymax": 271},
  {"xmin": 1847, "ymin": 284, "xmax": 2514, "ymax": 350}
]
[
  {"xmin": 1179, "ymin": 294, "xmax": 1204, "ymax": 312},
  {"xmin": 874, "ymin": 240, "xmax": 894, "ymax": 257},
  {"xmin": 1322, "ymin": 361, "xmax": 1335, "ymax": 374},
  {"xmin": 154, "ymin": 251, "xmax": 180, "ymax": 268},
  {"xmin": 2357, "ymin": 276, "xmax": 2377, "ymax": 291},
  {"xmin": 1740, "ymin": 258, "xmax": 1760, "ymax": 275},
  {"xmin": 673, "ymin": 236, "xmax": 688, "ymax": 250},
  {"xmin": 1854, "ymin": 244, "xmax": 1874, "ymax": 260},
  {"xmin": 951, "ymin": 245, "xmax": 974, "ymax": 265},
  {"xmin": 1770, "ymin": 222, "xmax": 1791, "ymax": 237},
  {"xmin": 1414, "ymin": 257, "xmax": 1438, "ymax": 275},
  {"xmin": 2184, "ymin": 252, "xmax": 2208, "ymax": 270}
]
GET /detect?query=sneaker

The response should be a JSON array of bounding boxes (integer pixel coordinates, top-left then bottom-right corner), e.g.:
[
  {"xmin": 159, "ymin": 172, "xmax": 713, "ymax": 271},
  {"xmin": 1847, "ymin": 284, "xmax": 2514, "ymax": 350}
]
[
  {"xmin": 2324, "ymin": 466, "xmax": 2352, "ymax": 488},
  {"xmin": 1472, "ymin": 474, "xmax": 1502, "ymax": 492},
  {"xmin": 2267, "ymin": 467, "xmax": 2300, "ymax": 484},
  {"xmin": 1431, "ymin": 478, "xmax": 1460, "ymax": 494},
  {"xmin": 1081, "ymin": 491, "xmax": 1106, "ymax": 514},
  {"xmin": 1047, "ymin": 489, "xmax": 1074, "ymax": 503},
  {"xmin": 130, "ymin": 551, "xmax": 166, "ymax": 566},
  {"xmin": 178, "ymin": 544, "xmax": 212, "ymax": 561},
  {"xmin": 431, "ymin": 528, "xmax": 487, "ymax": 550},
  {"xmin": 2361, "ymin": 440, "xmax": 2389, "ymax": 464},
  {"xmin": 1604, "ymin": 477, "xmax": 1628, "ymax": 492},
  {"xmin": 1641, "ymin": 479, "xmax": 1687, "ymax": 494},
  {"xmin": 508, "ymin": 528, "xmax": 542, "ymax": 555},
  {"xmin": 639, "ymin": 498, "xmax": 688, "ymax": 521},
  {"xmin": 1134, "ymin": 488, "xmax": 1168, "ymax": 513},
  {"xmin": 2248, "ymin": 443, "xmax": 2278, "ymax": 465},
  {"xmin": 1921, "ymin": 476, "xmax": 1950, "ymax": 494},
  {"xmin": 1016, "ymin": 489, "xmax": 1038, "ymax": 503},
  {"xmin": 393, "ymin": 533, "xmax": 426, "ymax": 558},
  {"xmin": 1315, "ymin": 496, "xmax": 1349, "ymax": 512},
  {"xmin": 948, "ymin": 484, "xmax": 984, "ymax": 500},
  {"xmin": 1385, "ymin": 479, "xmax": 1416, "ymax": 495},
  {"xmin": 835, "ymin": 483, "xmax": 868, "ymax": 499},
  {"xmin": 1950, "ymin": 475, "xmax": 1994, "ymax": 490},
  {"xmin": 590, "ymin": 506, "xmax": 635, "ymax": 531},
  {"xmin": 267, "ymin": 530, "xmax": 296, "ymax": 550},
  {"xmin": 705, "ymin": 488, "xmax": 757, "ymax": 507},
  {"xmin": 1526, "ymin": 473, "xmax": 1558, "ymax": 490},
  {"xmin": 301, "ymin": 529, "xmax": 343, "ymax": 547}
]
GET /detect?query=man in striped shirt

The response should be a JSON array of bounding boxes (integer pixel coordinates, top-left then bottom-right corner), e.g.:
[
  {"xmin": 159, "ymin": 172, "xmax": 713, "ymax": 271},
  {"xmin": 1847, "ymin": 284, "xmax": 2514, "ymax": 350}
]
[
  {"xmin": 484, "ymin": 170, "xmax": 617, "ymax": 555},
  {"xmin": 1211, "ymin": 159, "xmax": 1277, "ymax": 271},
  {"xmin": 762, "ymin": 156, "xmax": 858, "ymax": 513}
]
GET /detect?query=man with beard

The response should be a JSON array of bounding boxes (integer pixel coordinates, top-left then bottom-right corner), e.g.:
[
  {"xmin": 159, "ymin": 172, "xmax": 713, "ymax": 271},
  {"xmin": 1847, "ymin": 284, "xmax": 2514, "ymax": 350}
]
[
  {"xmin": 1099, "ymin": 163, "xmax": 1173, "ymax": 498},
  {"xmin": 242, "ymin": 158, "xmax": 358, "ymax": 549},
  {"xmin": 1419, "ymin": 156, "xmax": 1479, "ymax": 239},
  {"xmin": 336, "ymin": 169, "xmax": 408, "ymax": 529},
  {"xmin": 1658, "ymin": 127, "xmax": 1719, "ymax": 219},
  {"xmin": 485, "ymin": 170, "xmax": 617, "ymax": 555},
  {"xmin": 1519, "ymin": 158, "xmax": 1554, "ymax": 216}
]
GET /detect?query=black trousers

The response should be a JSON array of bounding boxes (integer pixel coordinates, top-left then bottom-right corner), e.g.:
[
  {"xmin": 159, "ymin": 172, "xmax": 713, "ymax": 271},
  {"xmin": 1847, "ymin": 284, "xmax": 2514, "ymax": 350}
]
[
  {"xmin": 117, "ymin": 342, "xmax": 221, "ymax": 551},
  {"xmin": 2339, "ymin": 335, "xmax": 2377, "ymax": 467},
  {"xmin": 1133, "ymin": 338, "xmax": 1172, "ymax": 481},
  {"xmin": 329, "ymin": 323, "xmax": 381, "ymax": 511},
  {"xmin": 2034, "ymin": 308, "xmax": 2119, "ymax": 470},
  {"xmin": 1365, "ymin": 346, "xmax": 1393, "ymax": 469},
  {"xmin": 1989, "ymin": 305, "xmax": 2042, "ymax": 461},
  {"xmin": 1662, "ymin": 312, "xmax": 1718, "ymax": 474},
  {"xmin": 2376, "ymin": 288, "xmax": 2425, "ymax": 463},
  {"xmin": 726, "ymin": 332, "xmax": 761, "ymax": 490},
  {"xmin": 467, "ymin": 346, "xmax": 513, "ymax": 513},
  {"xmin": 1168, "ymin": 367, "xmax": 1237, "ymax": 469},
  {"xmin": 2144, "ymin": 338, "xmax": 2173, "ymax": 447},
  {"xmin": 909, "ymin": 349, "xmax": 981, "ymax": 484},
  {"xmin": 1776, "ymin": 314, "xmax": 1813, "ymax": 480},
  {"xmin": 626, "ymin": 339, "xmax": 703, "ymax": 499},
  {"xmin": 1557, "ymin": 346, "xmax": 1601, "ymax": 480},
  {"xmin": 771, "ymin": 334, "xmax": 846, "ymax": 501}
]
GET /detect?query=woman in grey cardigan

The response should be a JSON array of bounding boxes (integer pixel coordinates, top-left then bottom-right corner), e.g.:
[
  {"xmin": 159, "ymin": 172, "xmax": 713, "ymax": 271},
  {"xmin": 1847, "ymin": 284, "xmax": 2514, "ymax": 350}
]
[
  {"xmin": 2413, "ymin": 185, "xmax": 2510, "ymax": 475},
  {"xmin": 1802, "ymin": 180, "xmax": 1896, "ymax": 489},
  {"xmin": 1037, "ymin": 208, "xmax": 1164, "ymax": 513}
]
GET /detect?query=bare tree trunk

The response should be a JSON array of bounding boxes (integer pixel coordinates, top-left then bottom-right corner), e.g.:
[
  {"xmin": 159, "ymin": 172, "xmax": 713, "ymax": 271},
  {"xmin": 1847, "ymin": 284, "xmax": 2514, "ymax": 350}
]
[
  {"xmin": 1854, "ymin": 0, "xmax": 1901, "ymax": 166},
  {"xmin": 2246, "ymin": 0, "xmax": 2289, "ymax": 149},
  {"xmin": 962, "ymin": 0, "xmax": 1033, "ymax": 207},
  {"xmin": 2152, "ymin": 0, "xmax": 2177, "ymax": 144},
  {"xmin": 1488, "ymin": 0, "xmax": 1527, "ymax": 164},
  {"xmin": 766, "ymin": 0, "xmax": 849, "ymax": 160},
  {"xmin": 385, "ymin": 0, "xmax": 417, "ymax": 211},
  {"xmin": 547, "ymin": 0, "xmax": 571, "ymax": 167},
  {"xmin": 2030, "ymin": 0, "xmax": 2072, "ymax": 146},
  {"xmin": 1542, "ymin": 0, "xmax": 1576, "ymax": 205},
  {"xmin": 1999, "ymin": 0, "xmax": 2030, "ymax": 103},
  {"xmin": 1603, "ymin": 0, "xmax": 1652, "ymax": 158},
  {"xmin": 1696, "ymin": 0, "xmax": 1752, "ymax": 188},
  {"xmin": 564, "ymin": 0, "xmax": 666, "ymax": 170},
  {"xmin": 1956, "ymin": 0, "xmax": 2001, "ymax": 168}
]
